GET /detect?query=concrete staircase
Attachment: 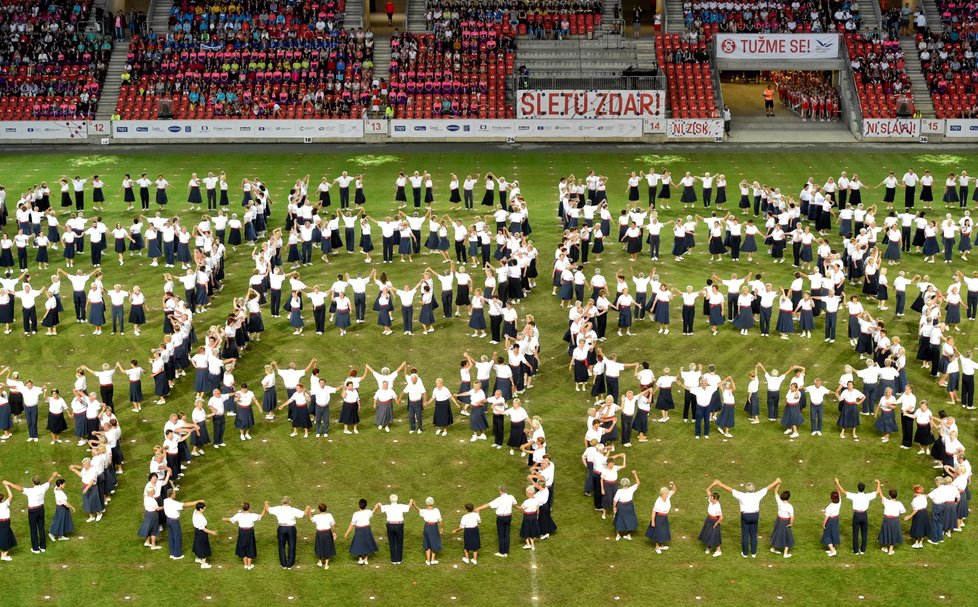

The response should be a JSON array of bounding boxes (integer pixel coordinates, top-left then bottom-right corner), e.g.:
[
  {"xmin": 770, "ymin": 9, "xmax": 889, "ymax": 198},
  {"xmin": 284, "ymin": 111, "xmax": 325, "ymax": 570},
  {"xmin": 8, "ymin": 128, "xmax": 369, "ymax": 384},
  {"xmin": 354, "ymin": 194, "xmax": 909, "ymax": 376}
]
[
  {"xmin": 517, "ymin": 38, "xmax": 638, "ymax": 78},
  {"xmin": 635, "ymin": 37, "xmax": 656, "ymax": 70},
  {"xmin": 859, "ymin": 1, "xmax": 880, "ymax": 31},
  {"xmin": 84, "ymin": 0, "xmax": 109, "ymax": 35},
  {"xmin": 149, "ymin": 0, "xmax": 171, "ymax": 37},
  {"xmin": 920, "ymin": 0, "xmax": 941, "ymax": 34},
  {"xmin": 406, "ymin": 0, "xmax": 427, "ymax": 32},
  {"xmin": 96, "ymin": 47, "xmax": 130, "ymax": 119},
  {"xmin": 344, "ymin": 0, "xmax": 364, "ymax": 29},
  {"xmin": 898, "ymin": 36, "xmax": 935, "ymax": 118},
  {"xmin": 664, "ymin": 0, "xmax": 683, "ymax": 32},
  {"xmin": 372, "ymin": 33, "xmax": 392, "ymax": 81}
]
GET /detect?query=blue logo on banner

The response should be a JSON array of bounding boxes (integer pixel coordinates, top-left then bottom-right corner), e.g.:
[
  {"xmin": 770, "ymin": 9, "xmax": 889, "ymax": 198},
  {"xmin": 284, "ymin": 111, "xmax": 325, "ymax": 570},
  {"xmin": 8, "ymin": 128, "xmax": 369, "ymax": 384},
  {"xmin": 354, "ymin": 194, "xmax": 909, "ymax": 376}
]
[
  {"xmin": 447, "ymin": 125, "xmax": 460, "ymax": 132},
  {"xmin": 258, "ymin": 126, "xmax": 266, "ymax": 131},
  {"xmin": 971, "ymin": 126, "xmax": 978, "ymax": 132},
  {"xmin": 414, "ymin": 126, "xmax": 427, "ymax": 131},
  {"xmin": 168, "ymin": 126, "xmax": 181, "ymax": 133},
  {"xmin": 394, "ymin": 125, "xmax": 405, "ymax": 132},
  {"xmin": 951, "ymin": 125, "xmax": 962, "ymax": 131},
  {"xmin": 518, "ymin": 125, "xmax": 529, "ymax": 131},
  {"xmin": 136, "ymin": 127, "xmax": 148, "ymax": 132},
  {"xmin": 116, "ymin": 126, "xmax": 128, "ymax": 132}
]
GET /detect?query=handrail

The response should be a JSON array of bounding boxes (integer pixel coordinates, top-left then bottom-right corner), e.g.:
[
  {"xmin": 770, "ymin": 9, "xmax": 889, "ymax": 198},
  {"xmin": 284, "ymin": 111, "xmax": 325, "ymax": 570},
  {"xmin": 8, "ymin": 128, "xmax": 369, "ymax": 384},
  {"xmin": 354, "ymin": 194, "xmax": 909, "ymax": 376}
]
[
  {"xmin": 839, "ymin": 40, "xmax": 864, "ymax": 134},
  {"xmin": 147, "ymin": 0, "xmax": 159, "ymax": 35},
  {"xmin": 868, "ymin": 0, "xmax": 883, "ymax": 30},
  {"xmin": 708, "ymin": 37, "xmax": 724, "ymax": 116}
]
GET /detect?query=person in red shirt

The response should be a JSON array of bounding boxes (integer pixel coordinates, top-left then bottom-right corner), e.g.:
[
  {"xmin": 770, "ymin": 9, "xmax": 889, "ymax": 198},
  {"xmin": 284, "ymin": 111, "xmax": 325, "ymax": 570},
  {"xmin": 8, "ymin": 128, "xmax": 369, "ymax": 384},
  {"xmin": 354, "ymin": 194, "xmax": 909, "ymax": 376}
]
[{"xmin": 385, "ymin": 1, "xmax": 396, "ymax": 26}]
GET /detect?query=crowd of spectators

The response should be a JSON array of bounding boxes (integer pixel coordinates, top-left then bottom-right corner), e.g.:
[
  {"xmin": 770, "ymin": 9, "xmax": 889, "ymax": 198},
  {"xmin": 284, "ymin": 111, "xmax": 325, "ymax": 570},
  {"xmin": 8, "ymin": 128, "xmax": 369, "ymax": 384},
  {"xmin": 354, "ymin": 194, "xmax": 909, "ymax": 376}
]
[
  {"xmin": 680, "ymin": 0, "xmax": 863, "ymax": 40},
  {"xmin": 0, "ymin": 0, "xmax": 110, "ymax": 119},
  {"xmin": 117, "ymin": 0, "xmax": 379, "ymax": 119},
  {"xmin": 845, "ymin": 31, "xmax": 913, "ymax": 118},
  {"xmin": 848, "ymin": 30, "xmax": 910, "ymax": 93},
  {"xmin": 907, "ymin": 0, "xmax": 978, "ymax": 118},
  {"xmin": 423, "ymin": 0, "xmax": 603, "ymax": 39},
  {"xmin": 388, "ymin": 20, "xmax": 514, "ymax": 118},
  {"xmin": 771, "ymin": 70, "xmax": 840, "ymax": 120},
  {"xmin": 107, "ymin": 9, "xmax": 148, "ymax": 42}
]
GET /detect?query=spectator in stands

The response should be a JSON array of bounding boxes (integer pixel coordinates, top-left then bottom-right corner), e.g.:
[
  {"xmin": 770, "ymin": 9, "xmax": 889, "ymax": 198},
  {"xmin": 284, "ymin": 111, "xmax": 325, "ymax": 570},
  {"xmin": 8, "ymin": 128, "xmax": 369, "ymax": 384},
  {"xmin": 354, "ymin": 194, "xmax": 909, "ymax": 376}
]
[
  {"xmin": 900, "ymin": 3, "xmax": 912, "ymax": 36},
  {"xmin": 114, "ymin": 11, "xmax": 127, "ymax": 41},
  {"xmin": 0, "ymin": 0, "xmax": 111, "ymax": 119},
  {"xmin": 116, "ymin": 1, "xmax": 377, "ymax": 120},
  {"xmin": 914, "ymin": 9, "xmax": 927, "ymax": 35},
  {"xmin": 632, "ymin": 5, "xmax": 642, "ymax": 39},
  {"xmin": 386, "ymin": 1, "xmax": 396, "ymax": 26}
]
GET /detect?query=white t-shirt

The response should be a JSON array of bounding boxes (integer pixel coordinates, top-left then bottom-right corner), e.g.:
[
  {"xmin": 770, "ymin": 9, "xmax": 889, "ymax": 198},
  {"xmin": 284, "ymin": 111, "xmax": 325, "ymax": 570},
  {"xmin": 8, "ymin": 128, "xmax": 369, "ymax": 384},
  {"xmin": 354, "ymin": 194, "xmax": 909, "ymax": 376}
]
[
  {"xmin": 730, "ymin": 488, "xmax": 768, "ymax": 513},
  {"xmin": 268, "ymin": 505, "xmax": 305, "ymax": 526},
  {"xmin": 488, "ymin": 494, "xmax": 518, "ymax": 516}
]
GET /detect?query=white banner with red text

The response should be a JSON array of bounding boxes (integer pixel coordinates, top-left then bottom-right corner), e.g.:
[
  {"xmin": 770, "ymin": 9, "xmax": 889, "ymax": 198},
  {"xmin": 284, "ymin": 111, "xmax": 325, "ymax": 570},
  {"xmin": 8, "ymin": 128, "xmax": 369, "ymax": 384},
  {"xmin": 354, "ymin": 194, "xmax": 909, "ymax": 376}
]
[
  {"xmin": 665, "ymin": 118, "xmax": 724, "ymax": 139},
  {"xmin": 111, "ymin": 119, "xmax": 364, "ymax": 140},
  {"xmin": 516, "ymin": 90, "xmax": 665, "ymax": 120},
  {"xmin": 861, "ymin": 118, "xmax": 921, "ymax": 139},
  {"xmin": 715, "ymin": 33, "xmax": 840, "ymax": 60},
  {"xmin": 390, "ymin": 119, "xmax": 644, "ymax": 139},
  {"xmin": 944, "ymin": 119, "xmax": 978, "ymax": 138},
  {"xmin": 0, "ymin": 120, "xmax": 89, "ymax": 140}
]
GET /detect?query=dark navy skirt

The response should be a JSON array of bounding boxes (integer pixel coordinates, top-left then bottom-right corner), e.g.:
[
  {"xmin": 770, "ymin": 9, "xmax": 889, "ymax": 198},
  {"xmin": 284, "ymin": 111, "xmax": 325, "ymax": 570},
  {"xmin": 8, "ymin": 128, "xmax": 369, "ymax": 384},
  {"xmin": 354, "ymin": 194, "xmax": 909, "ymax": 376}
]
[
  {"xmin": 463, "ymin": 527, "xmax": 481, "ymax": 551},
  {"xmin": 878, "ymin": 517, "xmax": 903, "ymax": 546},
  {"xmin": 770, "ymin": 518, "xmax": 795, "ymax": 548},
  {"xmin": 315, "ymin": 529, "xmax": 337, "ymax": 559},
  {"xmin": 698, "ymin": 515, "xmax": 722, "ymax": 548},
  {"xmin": 137, "ymin": 510, "xmax": 161, "ymax": 537},
  {"xmin": 0, "ymin": 520, "xmax": 16, "ymax": 551},
  {"xmin": 50, "ymin": 505, "xmax": 75, "ymax": 536},
  {"xmin": 645, "ymin": 512, "xmax": 671, "ymax": 543},
  {"xmin": 349, "ymin": 526, "xmax": 378, "ymax": 556},
  {"xmin": 193, "ymin": 528, "xmax": 212, "ymax": 558},
  {"xmin": 235, "ymin": 527, "xmax": 257, "ymax": 558},
  {"xmin": 909, "ymin": 510, "xmax": 930, "ymax": 538},
  {"xmin": 422, "ymin": 523, "xmax": 443, "ymax": 552},
  {"xmin": 613, "ymin": 501, "xmax": 639, "ymax": 533},
  {"xmin": 821, "ymin": 517, "xmax": 840, "ymax": 545},
  {"xmin": 520, "ymin": 512, "xmax": 540, "ymax": 539}
]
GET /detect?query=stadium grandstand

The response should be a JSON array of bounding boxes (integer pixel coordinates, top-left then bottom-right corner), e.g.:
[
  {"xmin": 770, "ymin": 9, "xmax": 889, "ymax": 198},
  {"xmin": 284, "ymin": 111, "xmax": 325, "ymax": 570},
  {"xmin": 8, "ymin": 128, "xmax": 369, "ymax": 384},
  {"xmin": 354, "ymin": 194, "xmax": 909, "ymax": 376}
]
[{"xmin": 0, "ymin": 0, "xmax": 974, "ymax": 143}]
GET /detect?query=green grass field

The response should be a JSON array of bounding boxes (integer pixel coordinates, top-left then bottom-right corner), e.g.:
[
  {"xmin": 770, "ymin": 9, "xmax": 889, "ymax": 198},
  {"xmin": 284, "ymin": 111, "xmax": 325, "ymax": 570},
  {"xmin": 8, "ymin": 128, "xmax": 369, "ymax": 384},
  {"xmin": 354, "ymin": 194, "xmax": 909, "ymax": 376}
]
[{"xmin": 0, "ymin": 146, "xmax": 976, "ymax": 607}]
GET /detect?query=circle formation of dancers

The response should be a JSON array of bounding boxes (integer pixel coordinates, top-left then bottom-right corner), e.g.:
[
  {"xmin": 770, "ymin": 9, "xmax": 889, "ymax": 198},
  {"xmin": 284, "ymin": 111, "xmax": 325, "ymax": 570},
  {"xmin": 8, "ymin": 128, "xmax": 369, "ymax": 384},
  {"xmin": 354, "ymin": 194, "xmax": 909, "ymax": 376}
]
[{"xmin": 0, "ymin": 161, "xmax": 974, "ymax": 569}]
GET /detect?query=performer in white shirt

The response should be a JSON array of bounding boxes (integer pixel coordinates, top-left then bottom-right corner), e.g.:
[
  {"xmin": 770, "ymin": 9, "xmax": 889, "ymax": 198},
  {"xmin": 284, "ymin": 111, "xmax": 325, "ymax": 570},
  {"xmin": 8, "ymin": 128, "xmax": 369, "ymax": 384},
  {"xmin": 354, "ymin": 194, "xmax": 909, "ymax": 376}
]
[
  {"xmin": 712, "ymin": 477, "xmax": 781, "ymax": 557},
  {"xmin": 265, "ymin": 496, "xmax": 308, "ymax": 569}
]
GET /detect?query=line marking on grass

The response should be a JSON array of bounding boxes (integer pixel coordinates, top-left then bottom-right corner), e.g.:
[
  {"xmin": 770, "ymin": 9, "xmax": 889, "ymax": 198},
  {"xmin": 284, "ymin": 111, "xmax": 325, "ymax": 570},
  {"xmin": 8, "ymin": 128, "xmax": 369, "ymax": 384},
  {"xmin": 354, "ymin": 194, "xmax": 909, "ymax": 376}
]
[{"xmin": 529, "ymin": 546, "xmax": 540, "ymax": 606}]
